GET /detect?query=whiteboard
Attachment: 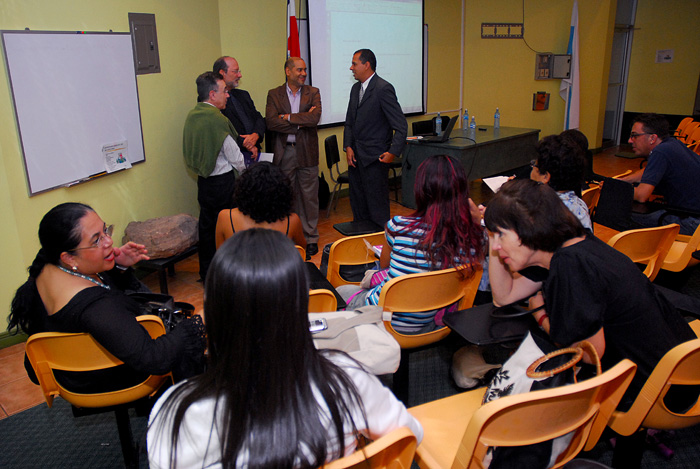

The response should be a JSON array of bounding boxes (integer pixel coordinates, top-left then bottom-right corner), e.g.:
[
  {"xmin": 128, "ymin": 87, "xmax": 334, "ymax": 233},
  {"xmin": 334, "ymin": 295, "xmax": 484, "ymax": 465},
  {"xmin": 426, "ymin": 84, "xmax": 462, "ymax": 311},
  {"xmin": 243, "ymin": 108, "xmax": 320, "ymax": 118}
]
[{"xmin": 1, "ymin": 31, "xmax": 145, "ymax": 195}]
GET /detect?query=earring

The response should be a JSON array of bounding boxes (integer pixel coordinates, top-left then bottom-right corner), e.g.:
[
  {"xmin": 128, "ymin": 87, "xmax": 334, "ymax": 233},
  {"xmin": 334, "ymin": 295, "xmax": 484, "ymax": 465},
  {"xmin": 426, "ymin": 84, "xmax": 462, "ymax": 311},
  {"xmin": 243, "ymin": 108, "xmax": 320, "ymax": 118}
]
[{"xmin": 72, "ymin": 265, "xmax": 78, "ymax": 272}]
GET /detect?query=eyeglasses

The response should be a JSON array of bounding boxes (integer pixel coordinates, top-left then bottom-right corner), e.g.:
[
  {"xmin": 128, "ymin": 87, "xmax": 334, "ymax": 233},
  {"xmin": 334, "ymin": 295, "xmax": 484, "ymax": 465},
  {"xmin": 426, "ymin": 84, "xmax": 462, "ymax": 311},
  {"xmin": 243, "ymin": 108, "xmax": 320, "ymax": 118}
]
[
  {"xmin": 73, "ymin": 224, "xmax": 114, "ymax": 251},
  {"xmin": 530, "ymin": 159, "xmax": 539, "ymax": 169},
  {"xmin": 629, "ymin": 132, "xmax": 651, "ymax": 139}
]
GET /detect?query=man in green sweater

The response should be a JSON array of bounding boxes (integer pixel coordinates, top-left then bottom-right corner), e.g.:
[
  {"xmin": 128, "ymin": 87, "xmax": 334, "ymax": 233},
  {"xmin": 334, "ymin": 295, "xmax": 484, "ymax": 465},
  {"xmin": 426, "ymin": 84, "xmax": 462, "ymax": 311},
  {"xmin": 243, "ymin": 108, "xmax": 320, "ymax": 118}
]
[{"xmin": 183, "ymin": 71, "xmax": 246, "ymax": 280}]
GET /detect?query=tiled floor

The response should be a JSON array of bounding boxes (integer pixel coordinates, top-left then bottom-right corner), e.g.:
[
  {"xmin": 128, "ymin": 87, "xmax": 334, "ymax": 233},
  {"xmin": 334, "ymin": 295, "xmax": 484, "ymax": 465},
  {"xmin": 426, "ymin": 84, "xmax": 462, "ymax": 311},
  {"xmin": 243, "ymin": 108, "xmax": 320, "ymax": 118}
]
[{"xmin": 0, "ymin": 144, "xmax": 640, "ymax": 420}]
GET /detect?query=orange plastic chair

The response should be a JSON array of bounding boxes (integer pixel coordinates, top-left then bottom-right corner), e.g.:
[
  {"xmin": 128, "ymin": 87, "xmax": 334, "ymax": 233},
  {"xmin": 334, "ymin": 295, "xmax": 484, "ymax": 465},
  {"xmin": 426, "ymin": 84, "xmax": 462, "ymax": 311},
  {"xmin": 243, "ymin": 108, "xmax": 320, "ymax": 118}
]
[
  {"xmin": 25, "ymin": 315, "xmax": 172, "ymax": 467},
  {"xmin": 685, "ymin": 126, "xmax": 700, "ymax": 148},
  {"xmin": 692, "ymin": 139, "xmax": 700, "ymax": 156},
  {"xmin": 322, "ymin": 427, "xmax": 417, "ymax": 469},
  {"xmin": 309, "ymin": 288, "xmax": 338, "ymax": 312},
  {"xmin": 680, "ymin": 121, "xmax": 700, "ymax": 144},
  {"xmin": 606, "ymin": 321, "xmax": 700, "ymax": 465},
  {"xmin": 326, "ymin": 231, "xmax": 385, "ymax": 288},
  {"xmin": 296, "ymin": 244, "xmax": 306, "ymax": 260},
  {"xmin": 378, "ymin": 267, "xmax": 483, "ymax": 403},
  {"xmin": 673, "ymin": 117, "xmax": 693, "ymax": 141},
  {"xmin": 607, "ymin": 223, "xmax": 680, "ymax": 282},
  {"xmin": 612, "ymin": 170, "xmax": 632, "ymax": 179},
  {"xmin": 661, "ymin": 223, "xmax": 700, "ymax": 272},
  {"xmin": 408, "ymin": 360, "xmax": 637, "ymax": 469},
  {"xmin": 581, "ymin": 185, "xmax": 601, "ymax": 214}
]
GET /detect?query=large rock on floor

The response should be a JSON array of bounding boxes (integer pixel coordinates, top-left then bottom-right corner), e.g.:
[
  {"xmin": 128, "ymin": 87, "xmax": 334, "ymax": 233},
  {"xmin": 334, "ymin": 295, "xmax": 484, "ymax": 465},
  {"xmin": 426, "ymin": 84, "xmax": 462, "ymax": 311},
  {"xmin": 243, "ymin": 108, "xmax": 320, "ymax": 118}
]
[{"xmin": 122, "ymin": 214, "xmax": 198, "ymax": 259}]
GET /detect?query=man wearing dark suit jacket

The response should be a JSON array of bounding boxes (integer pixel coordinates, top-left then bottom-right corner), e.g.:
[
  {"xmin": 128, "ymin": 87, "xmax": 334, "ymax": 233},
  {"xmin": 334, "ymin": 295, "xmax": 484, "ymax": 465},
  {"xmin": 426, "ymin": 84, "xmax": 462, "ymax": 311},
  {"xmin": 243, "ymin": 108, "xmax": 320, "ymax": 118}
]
[
  {"xmin": 265, "ymin": 57, "xmax": 322, "ymax": 258},
  {"xmin": 214, "ymin": 56, "xmax": 266, "ymax": 158},
  {"xmin": 343, "ymin": 49, "xmax": 407, "ymax": 228}
]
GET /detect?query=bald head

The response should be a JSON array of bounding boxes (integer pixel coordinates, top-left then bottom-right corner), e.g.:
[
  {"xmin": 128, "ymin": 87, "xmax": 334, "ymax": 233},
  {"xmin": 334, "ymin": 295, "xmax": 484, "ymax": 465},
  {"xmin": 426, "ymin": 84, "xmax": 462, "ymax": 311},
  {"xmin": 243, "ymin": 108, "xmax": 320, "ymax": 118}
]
[{"xmin": 214, "ymin": 56, "xmax": 242, "ymax": 89}]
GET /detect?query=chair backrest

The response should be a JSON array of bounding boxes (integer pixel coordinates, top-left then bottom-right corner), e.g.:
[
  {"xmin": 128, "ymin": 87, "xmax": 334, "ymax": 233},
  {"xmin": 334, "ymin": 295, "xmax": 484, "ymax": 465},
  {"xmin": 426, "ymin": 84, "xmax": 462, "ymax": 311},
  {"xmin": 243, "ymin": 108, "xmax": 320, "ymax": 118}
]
[
  {"xmin": 378, "ymin": 267, "xmax": 483, "ymax": 349},
  {"xmin": 685, "ymin": 126, "xmax": 700, "ymax": 147},
  {"xmin": 662, "ymin": 223, "xmax": 700, "ymax": 272},
  {"xmin": 693, "ymin": 140, "xmax": 700, "ymax": 156},
  {"xmin": 607, "ymin": 223, "xmax": 680, "ymax": 282},
  {"xmin": 581, "ymin": 185, "xmax": 601, "ymax": 214},
  {"xmin": 309, "ymin": 289, "xmax": 338, "ymax": 312},
  {"xmin": 327, "ymin": 231, "xmax": 386, "ymax": 287},
  {"xmin": 681, "ymin": 121, "xmax": 700, "ymax": 142},
  {"xmin": 412, "ymin": 119, "xmax": 433, "ymax": 136},
  {"xmin": 296, "ymin": 244, "xmax": 306, "ymax": 260},
  {"xmin": 673, "ymin": 117, "xmax": 693, "ymax": 139},
  {"xmin": 325, "ymin": 135, "xmax": 341, "ymax": 170},
  {"xmin": 322, "ymin": 427, "xmax": 417, "ymax": 469},
  {"xmin": 25, "ymin": 315, "xmax": 170, "ymax": 409},
  {"xmin": 454, "ymin": 360, "xmax": 637, "ymax": 469},
  {"xmin": 609, "ymin": 326, "xmax": 700, "ymax": 435}
]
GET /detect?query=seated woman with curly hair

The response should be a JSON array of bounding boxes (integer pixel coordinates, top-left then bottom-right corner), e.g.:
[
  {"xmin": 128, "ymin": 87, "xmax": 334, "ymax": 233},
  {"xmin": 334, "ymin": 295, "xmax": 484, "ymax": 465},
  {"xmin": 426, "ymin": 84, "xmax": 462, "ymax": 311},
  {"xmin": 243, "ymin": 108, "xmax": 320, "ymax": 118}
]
[
  {"xmin": 530, "ymin": 134, "xmax": 592, "ymax": 231},
  {"xmin": 215, "ymin": 162, "xmax": 306, "ymax": 250}
]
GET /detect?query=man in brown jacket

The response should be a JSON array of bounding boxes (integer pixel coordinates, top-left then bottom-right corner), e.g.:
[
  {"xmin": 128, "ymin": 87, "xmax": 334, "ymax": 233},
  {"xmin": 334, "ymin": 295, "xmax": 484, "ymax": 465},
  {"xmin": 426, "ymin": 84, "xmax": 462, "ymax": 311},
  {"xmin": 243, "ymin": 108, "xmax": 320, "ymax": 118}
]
[{"xmin": 265, "ymin": 57, "xmax": 322, "ymax": 258}]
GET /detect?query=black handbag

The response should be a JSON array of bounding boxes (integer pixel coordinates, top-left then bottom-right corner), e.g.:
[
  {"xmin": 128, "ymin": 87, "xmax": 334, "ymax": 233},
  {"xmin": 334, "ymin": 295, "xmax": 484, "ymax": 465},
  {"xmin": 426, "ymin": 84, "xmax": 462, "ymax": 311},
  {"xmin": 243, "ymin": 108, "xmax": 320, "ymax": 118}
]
[{"xmin": 128, "ymin": 292, "xmax": 194, "ymax": 331}]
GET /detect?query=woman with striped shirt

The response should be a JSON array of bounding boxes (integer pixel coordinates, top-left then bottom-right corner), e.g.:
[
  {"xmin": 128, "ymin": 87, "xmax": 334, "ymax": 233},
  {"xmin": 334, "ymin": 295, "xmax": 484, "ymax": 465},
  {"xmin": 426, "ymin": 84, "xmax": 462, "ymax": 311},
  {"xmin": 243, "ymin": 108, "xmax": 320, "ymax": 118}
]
[{"xmin": 339, "ymin": 154, "xmax": 485, "ymax": 333}]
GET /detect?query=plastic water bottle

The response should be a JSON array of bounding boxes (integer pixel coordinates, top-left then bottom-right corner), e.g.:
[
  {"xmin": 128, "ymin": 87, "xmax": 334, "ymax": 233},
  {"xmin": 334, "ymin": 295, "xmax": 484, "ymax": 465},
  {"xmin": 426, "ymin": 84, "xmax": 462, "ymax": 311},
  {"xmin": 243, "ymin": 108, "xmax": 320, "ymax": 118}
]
[
  {"xmin": 469, "ymin": 116, "xmax": 476, "ymax": 129},
  {"xmin": 494, "ymin": 107, "xmax": 501, "ymax": 129},
  {"xmin": 435, "ymin": 112, "xmax": 443, "ymax": 136},
  {"xmin": 463, "ymin": 109, "xmax": 469, "ymax": 129}
]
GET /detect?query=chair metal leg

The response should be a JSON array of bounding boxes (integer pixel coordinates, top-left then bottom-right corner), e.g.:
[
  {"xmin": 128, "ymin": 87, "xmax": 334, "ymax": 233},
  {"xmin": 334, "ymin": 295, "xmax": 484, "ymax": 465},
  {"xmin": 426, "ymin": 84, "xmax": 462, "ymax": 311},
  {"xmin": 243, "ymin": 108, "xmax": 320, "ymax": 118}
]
[
  {"xmin": 115, "ymin": 408, "xmax": 138, "ymax": 468},
  {"xmin": 611, "ymin": 429, "xmax": 645, "ymax": 469},
  {"xmin": 326, "ymin": 182, "xmax": 341, "ymax": 218},
  {"xmin": 392, "ymin": 349, "xmax": 410, "ymax": 405}
]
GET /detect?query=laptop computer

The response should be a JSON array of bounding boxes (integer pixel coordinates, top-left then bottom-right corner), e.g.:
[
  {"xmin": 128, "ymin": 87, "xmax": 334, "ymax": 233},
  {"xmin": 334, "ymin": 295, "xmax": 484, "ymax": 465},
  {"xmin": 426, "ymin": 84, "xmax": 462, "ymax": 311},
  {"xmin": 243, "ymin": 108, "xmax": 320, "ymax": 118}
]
[{"xmin": 416, "ymin": 116, "xmax": 458, "ymax": 143}]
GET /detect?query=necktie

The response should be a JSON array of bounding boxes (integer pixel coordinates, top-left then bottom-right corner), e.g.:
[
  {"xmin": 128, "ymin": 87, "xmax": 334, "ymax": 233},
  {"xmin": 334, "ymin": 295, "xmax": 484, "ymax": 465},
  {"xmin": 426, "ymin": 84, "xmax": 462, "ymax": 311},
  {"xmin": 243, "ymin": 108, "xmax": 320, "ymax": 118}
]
[{"xmin": 358, "ymin": 86, "xmax": 365, "ymax": 106}]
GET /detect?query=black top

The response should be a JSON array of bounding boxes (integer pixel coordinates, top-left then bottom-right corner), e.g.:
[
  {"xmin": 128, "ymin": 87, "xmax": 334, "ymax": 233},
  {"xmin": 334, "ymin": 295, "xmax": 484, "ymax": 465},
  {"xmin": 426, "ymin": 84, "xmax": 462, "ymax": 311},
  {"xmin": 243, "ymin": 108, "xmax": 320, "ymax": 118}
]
[
  {"xmin": 25, "ymin": 269, "xmax": 205, "ymax": 393},
  {"xmin": 522, "ymin": 235, "xmax": 695, "ymax": 407}
]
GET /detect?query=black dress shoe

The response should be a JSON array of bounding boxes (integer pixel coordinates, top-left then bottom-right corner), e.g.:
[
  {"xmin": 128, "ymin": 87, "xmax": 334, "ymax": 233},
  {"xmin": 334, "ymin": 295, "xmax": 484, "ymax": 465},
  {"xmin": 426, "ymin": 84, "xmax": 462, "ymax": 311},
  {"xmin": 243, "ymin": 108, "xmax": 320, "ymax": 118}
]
[{"xmin": 306, "ymin": 243, "xmax": 319, "ymax": 257}]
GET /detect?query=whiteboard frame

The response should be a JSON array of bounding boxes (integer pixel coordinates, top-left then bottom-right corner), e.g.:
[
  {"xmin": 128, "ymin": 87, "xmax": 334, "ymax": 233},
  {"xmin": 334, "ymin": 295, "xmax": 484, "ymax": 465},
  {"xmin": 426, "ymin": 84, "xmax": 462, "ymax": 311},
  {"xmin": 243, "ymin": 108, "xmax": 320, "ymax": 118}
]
[{"xmin": 1, "ymin": 30, "xmax": 145, "ymax": 196}]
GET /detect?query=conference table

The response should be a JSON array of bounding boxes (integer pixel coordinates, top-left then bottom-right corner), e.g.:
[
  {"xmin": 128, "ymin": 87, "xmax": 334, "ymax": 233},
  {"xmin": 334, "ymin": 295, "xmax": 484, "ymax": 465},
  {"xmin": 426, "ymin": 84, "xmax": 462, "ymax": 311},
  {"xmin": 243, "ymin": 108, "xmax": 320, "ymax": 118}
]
[{"xmin": 401, "ymin": 125, "xmax": 540, "ymax": 209}]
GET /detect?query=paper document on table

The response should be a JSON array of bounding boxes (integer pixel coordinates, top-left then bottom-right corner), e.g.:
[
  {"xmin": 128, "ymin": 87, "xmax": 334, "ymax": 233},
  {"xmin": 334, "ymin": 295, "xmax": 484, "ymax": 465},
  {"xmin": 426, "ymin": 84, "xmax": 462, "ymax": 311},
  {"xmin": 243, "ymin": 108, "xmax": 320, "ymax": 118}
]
[
  {"xmin": 483, "ymin": 176, "xmax": 511, "ymax": 193},
  {"xmin": 363, "ymin": 238, "xmax": 382, "ymax": 257}
]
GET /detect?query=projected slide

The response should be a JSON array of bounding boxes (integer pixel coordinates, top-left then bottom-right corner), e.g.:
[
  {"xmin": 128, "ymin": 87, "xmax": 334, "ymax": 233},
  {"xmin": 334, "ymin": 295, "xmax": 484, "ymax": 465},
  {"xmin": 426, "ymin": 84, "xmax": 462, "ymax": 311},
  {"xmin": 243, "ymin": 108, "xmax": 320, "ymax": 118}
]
[{"xmin": 309, "ymin": 0, "xmax": 424, "ymax": 126}]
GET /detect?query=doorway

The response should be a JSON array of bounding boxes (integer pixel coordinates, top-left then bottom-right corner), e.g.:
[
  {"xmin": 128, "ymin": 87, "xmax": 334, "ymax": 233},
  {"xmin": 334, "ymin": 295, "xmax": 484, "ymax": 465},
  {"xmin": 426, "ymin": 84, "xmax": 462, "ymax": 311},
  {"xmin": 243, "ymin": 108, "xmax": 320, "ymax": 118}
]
[{"xmin": 602, "ymin": 0, "xmax": 637, "ymax": 147}]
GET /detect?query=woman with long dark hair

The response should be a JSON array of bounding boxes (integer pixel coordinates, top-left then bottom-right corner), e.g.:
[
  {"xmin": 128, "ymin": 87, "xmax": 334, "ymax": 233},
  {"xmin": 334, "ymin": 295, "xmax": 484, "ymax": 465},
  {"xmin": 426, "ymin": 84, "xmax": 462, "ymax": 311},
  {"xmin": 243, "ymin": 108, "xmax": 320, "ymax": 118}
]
[
  {"xmin": 339, "ymin": 154, "xmax": 485, "ymax": 333},
  {"xmin": 484, "ymin": 179, "xmax": 696, "ymax": 409},
  {"xmin": 8, "ymin": 203, "xmax": 206, "ymax": 391},
  {"xmin": 147, "ymin": 229, "xmax": 422, "ymax": 468}
]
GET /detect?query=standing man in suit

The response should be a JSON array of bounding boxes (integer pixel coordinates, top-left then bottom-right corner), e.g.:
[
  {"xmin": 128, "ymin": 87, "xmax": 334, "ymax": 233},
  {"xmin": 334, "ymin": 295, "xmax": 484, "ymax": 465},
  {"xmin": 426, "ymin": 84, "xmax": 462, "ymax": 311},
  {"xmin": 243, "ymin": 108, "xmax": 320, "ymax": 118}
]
[
  {"xmin": 343, "ymin": 49, "xmax": 407, "ymax": 228},
  {"xmin": 213, "ymin": 56, "xmax": 266, "ymax": 160},
  {"xmin": 183, "ymin": 72, "xmax": 246, "ymax": 281},
  {"xmin": 265, "ymin": 57, "xmax": 322, "ymax": 258}
]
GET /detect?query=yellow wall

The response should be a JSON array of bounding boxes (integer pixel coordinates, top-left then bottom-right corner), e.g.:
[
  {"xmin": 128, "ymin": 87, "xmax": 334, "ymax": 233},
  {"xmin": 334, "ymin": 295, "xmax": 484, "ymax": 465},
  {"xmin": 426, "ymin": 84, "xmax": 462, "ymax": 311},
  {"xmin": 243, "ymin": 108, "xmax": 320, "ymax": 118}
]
[
  {"xmin": 4, "ymin": 0, "xmax": 681, "ymax": 332},
  {"xmin": 0, "ymin": 0, "xmax": 222, "ymax": 328},
  {"xmin": 625, "ymin": 0, "xmax": 700, "ymax": 115},
  {"xmin": 462, "ymin": 0, "xmax": 616, "ymax": 146}
]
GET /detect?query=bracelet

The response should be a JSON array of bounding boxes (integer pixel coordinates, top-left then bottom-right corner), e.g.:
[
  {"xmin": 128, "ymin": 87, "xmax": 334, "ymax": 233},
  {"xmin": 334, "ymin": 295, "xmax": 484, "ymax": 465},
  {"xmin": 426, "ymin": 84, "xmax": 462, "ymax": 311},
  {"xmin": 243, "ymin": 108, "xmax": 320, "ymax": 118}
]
[{"xmin": 537, "ymin": 313, "xmax": 549, "ymax": 327}]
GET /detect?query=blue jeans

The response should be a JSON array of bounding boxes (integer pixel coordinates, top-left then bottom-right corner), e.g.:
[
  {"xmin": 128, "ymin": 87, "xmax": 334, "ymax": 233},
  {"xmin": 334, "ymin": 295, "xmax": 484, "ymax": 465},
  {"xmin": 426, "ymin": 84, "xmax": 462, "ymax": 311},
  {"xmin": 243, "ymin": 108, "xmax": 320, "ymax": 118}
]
[{"xmin": 631, "ymin": 210, "xmax": 700, "ymax": 236}]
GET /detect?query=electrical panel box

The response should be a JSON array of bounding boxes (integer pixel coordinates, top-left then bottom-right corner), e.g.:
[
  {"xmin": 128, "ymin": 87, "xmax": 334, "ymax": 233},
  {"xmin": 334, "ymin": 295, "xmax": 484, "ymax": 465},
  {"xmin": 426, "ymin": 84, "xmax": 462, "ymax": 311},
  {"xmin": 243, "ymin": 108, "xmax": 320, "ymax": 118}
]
[
  {"xmin": 535, "ymin": 54, "xmax": 571, "ymax": 80},
  {"xmin": 128, "ymin": 13, "xmax": 160, "ymax": 75}
]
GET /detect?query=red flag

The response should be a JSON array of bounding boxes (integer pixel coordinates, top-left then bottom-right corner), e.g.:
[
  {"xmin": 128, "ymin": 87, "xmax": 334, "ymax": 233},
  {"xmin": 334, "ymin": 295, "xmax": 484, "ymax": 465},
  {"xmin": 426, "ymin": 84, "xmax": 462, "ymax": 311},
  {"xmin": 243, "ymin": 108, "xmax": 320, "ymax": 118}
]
[{"xmin": 287, "ymin": 0, "xmax": 300, "ymax": 58}]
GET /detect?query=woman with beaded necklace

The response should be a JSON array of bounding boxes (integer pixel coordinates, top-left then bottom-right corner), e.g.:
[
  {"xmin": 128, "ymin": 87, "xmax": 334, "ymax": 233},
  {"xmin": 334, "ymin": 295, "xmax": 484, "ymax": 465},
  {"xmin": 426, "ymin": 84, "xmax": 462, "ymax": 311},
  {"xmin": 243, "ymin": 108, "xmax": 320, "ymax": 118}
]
[{"xmin": 8, "ymin": 202, "xmax": 206, "ymax": 393}]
